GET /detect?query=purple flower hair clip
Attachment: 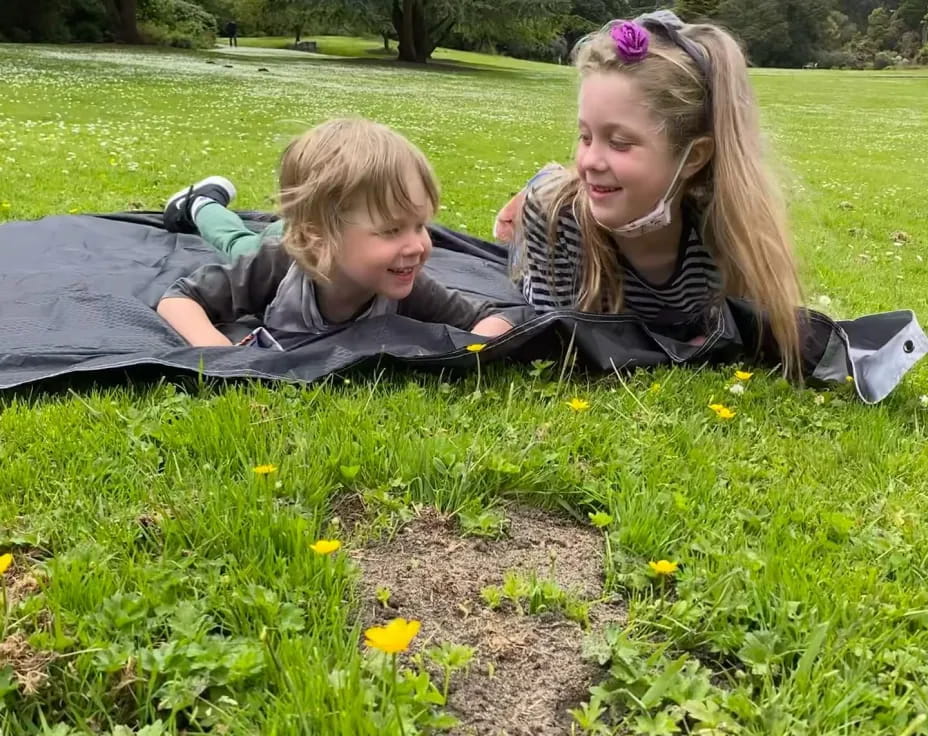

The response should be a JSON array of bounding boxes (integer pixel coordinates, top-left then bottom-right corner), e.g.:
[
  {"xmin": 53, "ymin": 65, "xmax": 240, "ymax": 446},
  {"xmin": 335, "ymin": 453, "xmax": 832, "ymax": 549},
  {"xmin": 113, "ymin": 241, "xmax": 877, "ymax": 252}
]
[{"xmin": 610, "ymin": 21, "xmax": 649, "ymax": 63}]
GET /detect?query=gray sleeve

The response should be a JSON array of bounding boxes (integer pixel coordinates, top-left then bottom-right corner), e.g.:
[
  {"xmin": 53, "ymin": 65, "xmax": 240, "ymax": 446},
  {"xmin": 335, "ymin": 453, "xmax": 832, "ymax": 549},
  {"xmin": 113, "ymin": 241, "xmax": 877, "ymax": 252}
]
[
  {"xmin": 399, "ymin": 271, "xmax": 535, "ymax": 330},
  {"xmin": 161, "ymin": 243, "xmax": 293, "ymax": 324}
]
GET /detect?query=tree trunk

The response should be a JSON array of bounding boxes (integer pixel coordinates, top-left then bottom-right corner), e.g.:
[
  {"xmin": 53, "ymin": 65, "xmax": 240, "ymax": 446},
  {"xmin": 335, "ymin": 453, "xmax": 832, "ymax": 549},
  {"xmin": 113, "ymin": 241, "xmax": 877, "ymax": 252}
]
[
  {"xmin": 382, "ymin": 32, "xmax": 390, "ymax": 51},
  {"xmin": 393, "ymin": 0, "xmax": 444, "ymax": 63},
  {"xmin": 116, "ymin": 0, "xmax": 140, "ymax": 43},
  {"xmin": 411, "ymin": 0, "xmax": 429, "ymax": 63},
  {"xmin": 395, "ymin": 0, "xmax": 418, "ymax": 62},
  {"xmin": 103, "ymin": 0, "xmax": 140, "ymax": 43},
  {"xmin": 295, "ymin": 25, "xmax": 302, "ymax": 44}
]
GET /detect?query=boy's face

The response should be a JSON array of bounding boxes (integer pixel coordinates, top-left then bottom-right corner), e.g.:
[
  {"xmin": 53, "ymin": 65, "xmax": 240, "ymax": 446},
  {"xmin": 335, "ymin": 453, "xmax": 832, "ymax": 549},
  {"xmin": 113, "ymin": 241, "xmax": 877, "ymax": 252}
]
[{"xmin": 332, "ymin": 177, "xmax": 434, "ymax": 302}]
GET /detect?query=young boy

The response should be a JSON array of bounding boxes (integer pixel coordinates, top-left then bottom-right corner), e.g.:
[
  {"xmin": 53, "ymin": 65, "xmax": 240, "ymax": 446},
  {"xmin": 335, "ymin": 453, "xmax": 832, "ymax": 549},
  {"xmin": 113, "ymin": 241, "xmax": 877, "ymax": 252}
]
[{"xmin": 158, "ymin": 119, "xmax": 530, "ymax": 347}]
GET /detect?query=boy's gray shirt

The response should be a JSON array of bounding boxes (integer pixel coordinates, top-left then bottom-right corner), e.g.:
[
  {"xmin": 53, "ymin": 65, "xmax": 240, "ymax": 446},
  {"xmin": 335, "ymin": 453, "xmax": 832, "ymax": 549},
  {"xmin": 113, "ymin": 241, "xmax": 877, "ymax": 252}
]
[{"xmin": 163, "ymin": 241, "xmax": 532, "ymax": 335}]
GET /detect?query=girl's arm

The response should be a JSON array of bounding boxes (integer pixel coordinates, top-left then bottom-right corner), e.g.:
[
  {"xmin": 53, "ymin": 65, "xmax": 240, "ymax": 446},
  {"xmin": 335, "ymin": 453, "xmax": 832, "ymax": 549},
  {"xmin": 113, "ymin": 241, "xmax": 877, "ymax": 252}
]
[
  {"xmin": 493, "ymin": 164, "xmax": 565, "ymax": 242},
  {"xmin": 157, "ymin": 297, "xmax": 234, "ymax": 347},
  {"xmin": 493, "ymin": 190, "xmax": 526, "ymax": 242},
  {"xmin": 470, "ymin": 315, "xmax": 516, "ymax": 337}
]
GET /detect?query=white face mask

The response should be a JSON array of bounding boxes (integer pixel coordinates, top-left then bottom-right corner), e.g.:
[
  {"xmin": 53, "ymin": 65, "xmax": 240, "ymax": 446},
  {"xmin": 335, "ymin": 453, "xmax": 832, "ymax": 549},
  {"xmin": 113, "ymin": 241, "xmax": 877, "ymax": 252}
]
[{"xmin": 598, "ymin": 141, "xmax": 695, "ymax": 239}]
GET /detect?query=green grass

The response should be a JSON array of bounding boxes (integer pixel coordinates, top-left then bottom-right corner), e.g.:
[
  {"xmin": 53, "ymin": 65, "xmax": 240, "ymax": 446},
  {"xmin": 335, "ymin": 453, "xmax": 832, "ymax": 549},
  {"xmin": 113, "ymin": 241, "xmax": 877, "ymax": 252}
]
[{"xmin": 1, "ymin": 40, "xmax": 928, "ymax": 735}]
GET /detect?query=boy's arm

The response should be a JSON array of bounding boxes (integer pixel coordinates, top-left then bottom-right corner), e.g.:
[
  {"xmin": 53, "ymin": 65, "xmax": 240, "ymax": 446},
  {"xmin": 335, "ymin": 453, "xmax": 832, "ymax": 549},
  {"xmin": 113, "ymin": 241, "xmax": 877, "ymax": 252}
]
[
  {"xmin": 157, "ymin": 298, "xmax": 234, "ymax": 347},
  {"xmin": 399, "ymin": 271, "xmax": 534, "ymax": 336},
  {"xmin": 158, "ymin": 244, "xmax": 292, "ymax": 346}
]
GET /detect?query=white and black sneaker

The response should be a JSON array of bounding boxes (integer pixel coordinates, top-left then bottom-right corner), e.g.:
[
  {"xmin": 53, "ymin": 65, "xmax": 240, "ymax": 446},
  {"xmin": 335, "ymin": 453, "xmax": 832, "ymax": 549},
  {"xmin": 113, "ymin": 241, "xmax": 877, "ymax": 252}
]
[{"xmin": 163, "ymin": 176, "xmax": 237, "ymax": 233}]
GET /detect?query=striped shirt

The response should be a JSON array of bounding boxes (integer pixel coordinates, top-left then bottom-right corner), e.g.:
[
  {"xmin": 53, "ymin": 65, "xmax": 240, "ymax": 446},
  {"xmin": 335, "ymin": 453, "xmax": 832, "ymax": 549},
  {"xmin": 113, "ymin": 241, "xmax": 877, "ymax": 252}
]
[{"xmin": 518, "ymin": 175, "xmax": 722, "ymax": 324}]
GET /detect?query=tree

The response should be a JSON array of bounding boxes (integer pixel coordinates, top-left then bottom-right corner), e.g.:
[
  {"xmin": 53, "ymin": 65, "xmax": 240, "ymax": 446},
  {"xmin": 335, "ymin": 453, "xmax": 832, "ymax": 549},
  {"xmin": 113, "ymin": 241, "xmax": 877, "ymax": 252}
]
[
  {"xmin": 866, "ymin": 5, "xmax": 892, "ymax": 46},
  {"xmin": 345, "ymin": 0, "xmax": 570, "ymax": 63},
  {"xmin": 823, "ymin": 9, "xmax": 857, "ymax": 48},
  {"xmin": 894, "ymin": 0, "xmax": 927, "ymax": 30},
  {"xmin": 716, "ymin": 0, "xmax": 789, "ymax": 65},
  {"xmin": 782, "ymin": 0, "xmax": 833, "ymax": 65},
  {"xmin": 836, "ymin": 0, "xmax": 884, "ymax": 28},
  {"xmin": 674, "ymin": 0, "xmax": 720, "ymax": 21},
  {"xmin": 104, "ymin": 0, "xmax": 141, "ymax": 41}
]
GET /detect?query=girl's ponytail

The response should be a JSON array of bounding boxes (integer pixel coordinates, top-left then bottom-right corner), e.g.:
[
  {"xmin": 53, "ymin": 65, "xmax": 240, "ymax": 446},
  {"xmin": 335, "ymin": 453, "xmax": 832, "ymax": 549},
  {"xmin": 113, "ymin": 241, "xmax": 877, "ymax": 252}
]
[{"xmin": 694, "ymin": 25, "xmax": 804, "ymax": 375}]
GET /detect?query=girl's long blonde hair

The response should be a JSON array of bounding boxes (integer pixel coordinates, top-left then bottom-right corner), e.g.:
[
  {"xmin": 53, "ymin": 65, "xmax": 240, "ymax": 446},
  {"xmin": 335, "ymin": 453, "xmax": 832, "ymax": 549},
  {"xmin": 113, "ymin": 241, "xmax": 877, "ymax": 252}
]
[
  {"xmin": 277, "ymin": 118, "xmax": 439, "ymax": 281},
  {"xmin": 535, "ymin": 20, "xmax": 803, "ymax": 375}
]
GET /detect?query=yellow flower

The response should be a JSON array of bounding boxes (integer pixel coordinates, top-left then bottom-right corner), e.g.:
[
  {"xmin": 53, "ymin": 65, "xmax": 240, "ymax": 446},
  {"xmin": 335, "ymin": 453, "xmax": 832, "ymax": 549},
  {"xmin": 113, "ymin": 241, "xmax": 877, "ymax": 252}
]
[
  {"xmin": 649, "ymin": 382, "xmax": 662, "ymax": 394},
  {"xmin": 1, "ymin": 202, "xmax": 10, "ymax": 210},
  {"xmin": 846, "ymin": 375, "xmax": 854, "ymax": 383},
  {"xmin": 566, "ymin": 397, "xmax": 590, "ymax": 412},
  {"xmin": 253, "ymin": 464, "xmax": 278, "ymax": 475},
  {"xmin": 648, "ymin": 559, "xmax": 679, "ymax": 576},
  {"xmin": 734, "ymin": 371, "xmax": 753, "ymax": 381},
  {"xmin": 310, "ymin": 539, "xmax": 341, "ymax": 555},
  {"xmin": 466, "ymin": 343, "xmax": 486, "ymax": 353},
  {"xmin": 708, "ymin": 403, "xmax": 736, "ymax": 420},
  {"xmin": 0, "ymin": 553, "xmax": 12, "ymax": 575},
  {"xmin": 364, "ymin": 618, "xmax": 421, "ymax": 654}
]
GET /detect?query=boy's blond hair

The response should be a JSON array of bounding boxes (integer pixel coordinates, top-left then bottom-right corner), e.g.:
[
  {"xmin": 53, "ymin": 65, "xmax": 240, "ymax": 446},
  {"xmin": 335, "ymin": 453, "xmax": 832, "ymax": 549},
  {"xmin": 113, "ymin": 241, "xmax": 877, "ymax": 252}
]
[
  {"xmin": 278, "ymin": 118, "xmax": 440, "ymax": 281},
  {"xmin": 530, "ymin": 21, "xmax": 803, "ymax": 375}
]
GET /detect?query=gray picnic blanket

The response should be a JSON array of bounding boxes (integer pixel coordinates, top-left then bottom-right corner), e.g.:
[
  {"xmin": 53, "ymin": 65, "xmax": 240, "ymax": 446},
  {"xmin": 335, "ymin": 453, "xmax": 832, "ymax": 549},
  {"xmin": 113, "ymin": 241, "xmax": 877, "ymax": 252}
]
[{"xmin": 0, "ymin": 211, "xmax": 924, "ymax": 403}]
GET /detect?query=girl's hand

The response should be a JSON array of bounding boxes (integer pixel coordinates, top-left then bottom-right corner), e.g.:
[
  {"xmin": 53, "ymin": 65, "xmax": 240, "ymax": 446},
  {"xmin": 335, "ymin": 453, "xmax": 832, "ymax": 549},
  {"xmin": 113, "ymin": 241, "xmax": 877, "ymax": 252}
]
[
  {"xmin": 470, "ymin": 315, "xmax": 514, "ymax": 338},
  {"xmin": 492, "ymin": 189, "xmax": 527, "ymax": 242}
]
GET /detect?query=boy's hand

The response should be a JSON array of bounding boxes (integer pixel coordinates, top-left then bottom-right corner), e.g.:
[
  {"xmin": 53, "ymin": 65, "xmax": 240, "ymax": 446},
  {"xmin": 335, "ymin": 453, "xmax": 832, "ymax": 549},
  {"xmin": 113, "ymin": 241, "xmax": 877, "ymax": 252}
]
[{"xmin": 470, "ymin": 315, "xmax": 513, "ymax": 338}]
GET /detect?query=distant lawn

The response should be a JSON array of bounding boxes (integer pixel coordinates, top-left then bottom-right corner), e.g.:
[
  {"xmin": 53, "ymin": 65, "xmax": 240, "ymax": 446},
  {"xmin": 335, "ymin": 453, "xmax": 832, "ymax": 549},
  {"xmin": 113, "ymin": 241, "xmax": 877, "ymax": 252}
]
[{"xmin": 234, "ymin": 34, "xmax": 561, "ymax": 71}]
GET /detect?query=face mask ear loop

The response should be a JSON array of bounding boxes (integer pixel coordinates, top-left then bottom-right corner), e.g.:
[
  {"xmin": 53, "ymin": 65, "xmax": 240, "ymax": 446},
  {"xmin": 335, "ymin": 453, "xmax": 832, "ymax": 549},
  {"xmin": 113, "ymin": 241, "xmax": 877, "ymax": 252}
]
[
  {"xmin": 606, "ymin": 140, "xmax": 696, "ymax": 236},
  {"xmin": 662, "ymin": 140, "xmax": 697, "ymax": 203}
]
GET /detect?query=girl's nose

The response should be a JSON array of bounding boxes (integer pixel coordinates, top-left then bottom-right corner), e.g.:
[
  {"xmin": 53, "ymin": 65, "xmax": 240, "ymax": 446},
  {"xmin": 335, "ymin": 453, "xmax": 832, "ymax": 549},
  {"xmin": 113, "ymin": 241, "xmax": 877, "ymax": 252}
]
[{"xmin": 579, "ymin": 141, "xmax": 608, "ymax": 171}]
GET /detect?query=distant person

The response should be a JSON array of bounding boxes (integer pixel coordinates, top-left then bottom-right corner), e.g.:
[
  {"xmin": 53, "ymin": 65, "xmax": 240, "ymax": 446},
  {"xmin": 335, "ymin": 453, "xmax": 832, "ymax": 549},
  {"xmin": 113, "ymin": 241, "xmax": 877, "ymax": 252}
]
[
  {"xmin": 156, "ymin": 119, "xmax": 524, "ymax": 347},
  {"xmin": 224, "ymin": 20, "xmax": 238, "ymax": 47},
  {"xmin": 494, "ymin": 10, "xmax": 804, "ymax": 375}
]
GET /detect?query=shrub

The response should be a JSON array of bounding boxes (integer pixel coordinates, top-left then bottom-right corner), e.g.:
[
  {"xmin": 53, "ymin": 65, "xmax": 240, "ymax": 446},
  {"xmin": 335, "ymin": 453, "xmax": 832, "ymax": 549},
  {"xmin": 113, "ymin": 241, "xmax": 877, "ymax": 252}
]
[
  {"xmin": 873, "ymin": 50, "xmax": 896, "ymax": 69},
  {"xmin": 816, "ymin": 49, "xmax": 863, "ymax": 69},
  {"xmin": 138, "ymin": 0, "xmax": 216, "ymax": 48},
  {"xmin": 916, "ymin": 44, "xmax": 928, "ymax": 66},
  {"xmin": 71, "ymin": 20, "xmax": 105, "ymax": 42}
]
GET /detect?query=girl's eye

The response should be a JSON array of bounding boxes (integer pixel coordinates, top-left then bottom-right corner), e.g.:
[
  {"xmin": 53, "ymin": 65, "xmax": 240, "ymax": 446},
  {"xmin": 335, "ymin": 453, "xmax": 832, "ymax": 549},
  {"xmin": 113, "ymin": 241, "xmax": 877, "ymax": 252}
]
[
  {"xmin": 380, "ymin": 226, "xmax": 401, "ymax": 237},
  {"xmin": 610, "ymin": 140, "xmax": 632, "ymax": 151},
  {"xmin": 578, "ymin": 133, "xmax": 592, "ymax": 145}
]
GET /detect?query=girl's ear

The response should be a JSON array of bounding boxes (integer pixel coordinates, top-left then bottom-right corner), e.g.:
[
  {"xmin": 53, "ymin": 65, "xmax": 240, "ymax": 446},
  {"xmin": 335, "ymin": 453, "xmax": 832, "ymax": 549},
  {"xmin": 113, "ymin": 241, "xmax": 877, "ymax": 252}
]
[{"xmin": 682, "ymin": 136, "xmax": 715, "ymax": 180}]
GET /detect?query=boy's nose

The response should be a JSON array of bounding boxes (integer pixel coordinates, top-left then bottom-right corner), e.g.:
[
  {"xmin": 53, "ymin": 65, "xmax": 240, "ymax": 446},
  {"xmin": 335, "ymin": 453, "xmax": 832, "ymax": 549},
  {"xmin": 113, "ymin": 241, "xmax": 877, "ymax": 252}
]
[{"xmin": 402, "ymin": 231, "xmax": 428, "ymax": 257}]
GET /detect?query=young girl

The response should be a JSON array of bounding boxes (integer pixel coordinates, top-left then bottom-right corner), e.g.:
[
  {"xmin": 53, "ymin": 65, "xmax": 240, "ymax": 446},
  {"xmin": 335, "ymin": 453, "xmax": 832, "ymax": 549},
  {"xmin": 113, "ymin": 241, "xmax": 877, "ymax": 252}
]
[
  {"xmin": 157, "ymin": 118, "xmax": 523, "ymax": 347},
  {"xmin": 496, "ymin": 10, "xmax": 803, "ymax": 373}
]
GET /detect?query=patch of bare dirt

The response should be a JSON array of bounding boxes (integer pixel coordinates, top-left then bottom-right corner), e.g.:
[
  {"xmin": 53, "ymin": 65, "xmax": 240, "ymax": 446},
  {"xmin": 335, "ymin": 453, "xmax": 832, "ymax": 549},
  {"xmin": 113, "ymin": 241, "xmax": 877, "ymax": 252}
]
[
  {"xmin": 0, "ymin": 633, "xmax": 55, "ymax": 695},
  {"xmin": 354, "ymin": 505, "xmax": 625, "ymax": 736}
]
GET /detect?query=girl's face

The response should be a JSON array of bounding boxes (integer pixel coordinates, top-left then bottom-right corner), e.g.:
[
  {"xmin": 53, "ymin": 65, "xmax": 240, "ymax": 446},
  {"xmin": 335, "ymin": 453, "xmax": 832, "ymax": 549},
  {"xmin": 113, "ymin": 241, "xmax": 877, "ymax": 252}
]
[
  {"xmin": 332, "ymin": 176, "xmax": 434, "ymax": 302},
  {"xmin": 576, "ymin": 72, "xmax": 682, "ymax": 231}
]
